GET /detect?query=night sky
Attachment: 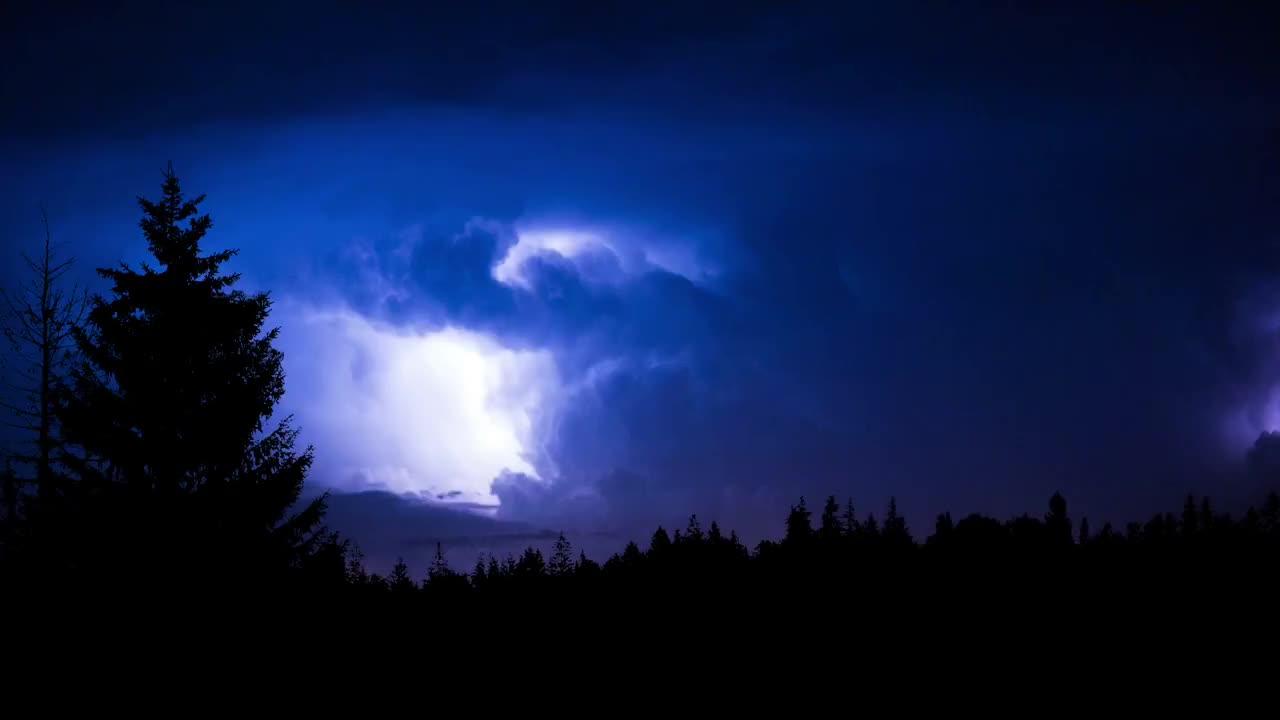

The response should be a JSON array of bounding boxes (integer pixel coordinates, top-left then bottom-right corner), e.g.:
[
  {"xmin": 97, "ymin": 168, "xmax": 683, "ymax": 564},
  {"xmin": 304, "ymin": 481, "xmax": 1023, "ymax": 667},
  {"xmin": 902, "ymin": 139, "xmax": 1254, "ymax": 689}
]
[{"xmin": 3, "ymin": 1, "xmax": 1278, "ymax": 568}]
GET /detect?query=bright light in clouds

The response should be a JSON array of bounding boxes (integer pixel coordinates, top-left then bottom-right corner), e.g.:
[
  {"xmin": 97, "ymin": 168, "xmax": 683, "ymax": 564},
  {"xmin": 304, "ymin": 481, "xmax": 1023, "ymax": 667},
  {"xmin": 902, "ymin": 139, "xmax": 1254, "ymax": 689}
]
[
  {"xmin": 492, "ymin": 229, "xmax": 601, "ymax": 287},
  {"xmin": 279, "ymin": 303, "xmax": 560, "ymax": 506},
  {"xmin": 274, "ymin": 219, "xmax": 712, "ymax": 511},
  {"xmin": 493, "ymin": 224, "xmax": 716, "ymax": 287}
]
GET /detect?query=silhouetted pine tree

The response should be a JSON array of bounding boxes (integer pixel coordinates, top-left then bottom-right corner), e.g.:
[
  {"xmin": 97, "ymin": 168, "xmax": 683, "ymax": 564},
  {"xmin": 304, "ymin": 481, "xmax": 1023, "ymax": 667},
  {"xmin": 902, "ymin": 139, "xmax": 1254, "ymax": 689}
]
[
  {"xmin": 784, "ymin": 497, "xmax": 813, "ymax": 546},
  {"xmin": 56, "ymin": 166, "xmax": 333, "ymax": 585},
  {"xmin": 429, "ymin": 542, "xmax": 452, "ymax": 583},
  {"xmin": 1182, "ymin": 495, "xmax": 1199, "ymax": 538},
  {"xmin": 649, "ymin": 526, "xmax": 672, "ymax": 556},
  {"xmin": 516, "ymin": 547, "xmax": 546, "ymax": 578},
  {"xmin": 883, "ymin": 497, "xmax": 911, "ymax": 547},
  {"xmin": 389, "ymin": 557, "xmax": 415, "ymax": 594},
  {"xmin": 685, "ymin": 514, "xmax": 704, "ymax": 544},
  {"xmin": 820, "ymin": 495, "xmax": 842, "ymax": 542},
  {"xmin": 576, "ymin": 550, "xmax": 601, "ymax": 579},
  {"xmin": 862, "ymin": 513, "xmax": 880, "ymax": 542},
  {"xmin": 708, "ymin": 520, "xmax": 724, "ymax": 544},
  {"xmin": 345, "ymin": 545, "xmax": 370, "ymax": 586},
  {"xmin": 549, "ymin": 532, "xmax": 574, "ymax": 577},
  {"xmin": 842, "ymin": 498, "xmax": 858, "ymax": 536},
  {"xmin": 620, "ymin": 540, "xmax": 644, "ymax": 570}
]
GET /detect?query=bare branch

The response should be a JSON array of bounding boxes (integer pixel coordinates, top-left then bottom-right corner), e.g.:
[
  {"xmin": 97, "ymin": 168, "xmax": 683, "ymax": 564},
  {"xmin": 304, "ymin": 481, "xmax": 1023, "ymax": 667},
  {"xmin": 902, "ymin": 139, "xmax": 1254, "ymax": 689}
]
[
  {"xmin": 2, "ymin": 366, "xmax": 41, "ymax": 383},
  {"xmin": 9, "ymin": 327, "xmax": 40, "ymax": 345},
  {"xmin": 0, "ymin": 380, "xmax": 40, "ymax": 394}
]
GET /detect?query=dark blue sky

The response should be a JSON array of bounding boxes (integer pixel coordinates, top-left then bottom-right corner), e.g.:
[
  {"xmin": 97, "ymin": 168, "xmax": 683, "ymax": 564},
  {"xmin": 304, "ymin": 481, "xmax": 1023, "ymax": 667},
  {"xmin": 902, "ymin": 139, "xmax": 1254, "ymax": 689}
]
[{"xmin": 3, "ymin": 1, "xmax": 1278, "ymax": 568}]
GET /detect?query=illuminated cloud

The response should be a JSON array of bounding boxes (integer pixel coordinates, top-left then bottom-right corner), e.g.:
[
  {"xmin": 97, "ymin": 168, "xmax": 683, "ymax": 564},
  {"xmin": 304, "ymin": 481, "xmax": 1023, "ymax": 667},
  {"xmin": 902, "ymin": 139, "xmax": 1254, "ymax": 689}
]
[
  {"xmin": 492, "ymin": 224, "xmax": 717, "ymax": 289},
  {"xmin": 492, "ymin": 229, "xmax": 603, "ymax": 287},
  {"xmin": 269, "ymin": 213, "xmax": 731, "ymax": 528},
  {"xmin": 277, "ymin": 301, "xmax": 562, "ymax": 507}
]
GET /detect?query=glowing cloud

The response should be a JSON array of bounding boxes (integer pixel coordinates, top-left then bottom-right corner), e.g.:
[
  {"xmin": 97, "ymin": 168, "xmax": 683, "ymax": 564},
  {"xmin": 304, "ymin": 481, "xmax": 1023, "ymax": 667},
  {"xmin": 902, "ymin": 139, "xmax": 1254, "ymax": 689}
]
[
  {"xmin": 271, "ymin": 216, "xmax": 717, "ymax": 520},
  {"xmin": 492, "ymin": 224, "xmax": 717, "ymax": 289},
  {"xmin": 492, "ymin": 228, "xmax": 605, "ymax": 287},
  {"xmin": 494, "ymin": 229, "xmax": 599, "ymax": 285},
  {"xmin": 277, "ymin": 303, "xmax": 560, "ymax": 506}
]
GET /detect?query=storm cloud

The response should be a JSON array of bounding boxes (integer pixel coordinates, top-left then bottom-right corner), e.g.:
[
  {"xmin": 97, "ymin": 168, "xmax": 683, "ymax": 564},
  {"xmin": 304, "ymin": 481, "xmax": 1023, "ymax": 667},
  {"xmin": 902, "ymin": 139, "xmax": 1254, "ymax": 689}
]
[{"xmin": 3, "ymin": 2, "xmax": 1278, "ymax": 560}]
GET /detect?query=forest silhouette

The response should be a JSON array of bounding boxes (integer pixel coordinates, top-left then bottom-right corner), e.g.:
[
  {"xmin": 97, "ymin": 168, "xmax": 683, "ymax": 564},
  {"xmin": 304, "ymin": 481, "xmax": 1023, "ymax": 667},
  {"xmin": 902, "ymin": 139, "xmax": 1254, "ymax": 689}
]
[{"xmin": 3, "ymin": 169, "xmax": 1280, "ymax": 601}]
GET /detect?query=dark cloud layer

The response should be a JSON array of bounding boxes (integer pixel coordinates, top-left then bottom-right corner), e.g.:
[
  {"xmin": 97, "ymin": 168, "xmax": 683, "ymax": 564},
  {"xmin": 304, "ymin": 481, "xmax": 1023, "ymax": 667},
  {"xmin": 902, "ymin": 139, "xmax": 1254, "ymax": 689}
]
[
  {"xmin": 6, "ymin": 2, "xmax": 1276, "ymax": 140},
  {"xmin": 1, "ymin": 0, "xmax": 779, "ymax": 141},
  {"xmin": 3, "ymin": 2, "xmax": 1279, "ymax": 556}
]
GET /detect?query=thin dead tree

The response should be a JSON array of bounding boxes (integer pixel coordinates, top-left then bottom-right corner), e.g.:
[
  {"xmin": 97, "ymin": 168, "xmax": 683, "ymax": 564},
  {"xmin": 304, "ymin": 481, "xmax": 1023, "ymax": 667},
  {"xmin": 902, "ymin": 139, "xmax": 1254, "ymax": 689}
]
[{"xmin": 1, "ymin": 209, "xmax": 86, "ymax": 510}]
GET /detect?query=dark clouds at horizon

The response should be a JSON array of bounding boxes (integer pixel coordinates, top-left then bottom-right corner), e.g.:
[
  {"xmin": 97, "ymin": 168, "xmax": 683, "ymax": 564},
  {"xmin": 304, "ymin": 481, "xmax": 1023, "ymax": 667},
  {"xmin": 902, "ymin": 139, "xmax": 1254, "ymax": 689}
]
[{"xmin": 3, "ymin": 1, "xmax": 1279, "ymax": 569}]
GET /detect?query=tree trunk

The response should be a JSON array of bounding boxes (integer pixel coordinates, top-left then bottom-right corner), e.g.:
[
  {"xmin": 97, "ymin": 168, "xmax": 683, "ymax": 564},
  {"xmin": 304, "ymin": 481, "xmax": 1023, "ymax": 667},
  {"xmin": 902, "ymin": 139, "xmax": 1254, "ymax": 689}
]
[{"xmin": 37, "ymin": 216, "xmax": 53, "ymax": 500}]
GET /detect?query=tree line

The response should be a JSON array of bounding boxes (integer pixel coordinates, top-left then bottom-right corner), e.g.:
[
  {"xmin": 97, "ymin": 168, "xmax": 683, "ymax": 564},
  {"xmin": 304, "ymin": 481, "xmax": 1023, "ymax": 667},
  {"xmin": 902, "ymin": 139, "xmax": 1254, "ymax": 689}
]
[
  {"xmin": 342, "ymin": 487, "xmax": 1280, "ymax": 602},
  {"xmin": 2, "ymin": 168, "xmax": 1279, "ymax": 600}
]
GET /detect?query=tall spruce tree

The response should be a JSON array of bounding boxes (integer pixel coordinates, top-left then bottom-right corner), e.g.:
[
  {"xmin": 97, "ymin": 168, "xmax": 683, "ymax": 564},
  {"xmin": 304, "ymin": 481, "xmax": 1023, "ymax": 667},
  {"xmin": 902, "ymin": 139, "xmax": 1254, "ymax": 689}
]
[{"xmin": 57, "ymin": 166, "xmax": 329, "ymax": 582}]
